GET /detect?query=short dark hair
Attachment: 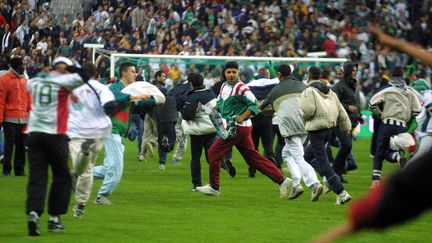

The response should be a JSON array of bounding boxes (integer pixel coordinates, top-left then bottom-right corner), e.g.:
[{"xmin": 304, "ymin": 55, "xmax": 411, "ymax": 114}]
[
  {"xmin": 392, "ymin": 66, "xmax": 404, "ymax": 78},
  {"xmin": 308, "ymin": 66, "xmax": 322, "ymax": 80},
  {"xmin": 417, "ymin": 70, "xmax": 427, "ymax": 79},
  {"xmin": 257, "ymin": 68, "xmax": 269, "ymax": 78},
  {"xmin": 154, "ymin": 70, "xmax": 165, "ymax": 79},
  {"xmin": 277, "ymin": 64, "xmax": 291, "ymax": 77},
  {"xmin": 82, "ymin": 62, "xmax": 97, "ymax": 78},
  {"xmin": 321, "ymin": 70, "xmax": 331, "ymax": 80},
  {"xmin": 188, "ymin": 73, "xmax": 204, "ymax": 87},
  {"xmin": 120, "ymin": 62, "xmax": 134, "ymax": 73},
  {"xmin": 224, "ymin": 61, "xmax": 239, "ymax": 70}
]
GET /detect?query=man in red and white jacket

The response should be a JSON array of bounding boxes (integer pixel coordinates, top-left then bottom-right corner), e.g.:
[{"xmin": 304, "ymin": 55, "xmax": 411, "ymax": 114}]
[{"xmin": 0, "ymin": 57, "xmax": 31, "ymax": 176}]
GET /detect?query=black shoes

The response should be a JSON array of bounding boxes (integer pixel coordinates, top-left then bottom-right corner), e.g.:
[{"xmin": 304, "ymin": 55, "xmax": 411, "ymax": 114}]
[
  {"xmin": 28, "ymin": 211, "xmax": 40, "ymax": 236},
  {"xmin": 221, "ymin": 159, "xmax": 236, "ymax": 177},
  {"xmin": 27, "ymin": 212, "xmax": 65, "ymax": 236},
  {"xmin": 48, "ymin": 218, "xmax": 65, "ymax": 232}
]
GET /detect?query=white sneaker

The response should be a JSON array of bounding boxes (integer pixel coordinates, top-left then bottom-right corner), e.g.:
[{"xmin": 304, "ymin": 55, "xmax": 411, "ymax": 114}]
[
  {"xmin": 195, "ymin": 185, "xmax": 220, "ymax": 196},
  {"xmin": 159, "ymin": 164, "xmax": 166, "ymax": 170},
  {"xmin": 171, "ymin": 158, "xmax": 181, "ymax": 165},
  {"xmin": 138, "ymin": 153, "xmax": 144, "ymax": 161},
  {"xmin": 288, "ymin": 184, "xmax": 304, "ymax": 199},
  {"xmin": 370, "ymin": 180, "xmax": 380, "ymax": 189},
  {"xmin": 279, "ymin": 177, "xmax": 292, "ymax": 198},
  {"xmin": 94, "ymin": 195, "xmax": 112, "ymax": 205},
  {"xmin": 73, "ymin": 204, "xmax": 85, "ymax": 218},
  {"xmin": 311, "ymin": 183, "xmax": 324, "ymax": 202},
  {"xmin": 322, "ymin": 178, "xmax": 330, "ymax": 194},
  {"xmin": 335, "ymin": 190, "xmax": 352, "ymax": 205}
]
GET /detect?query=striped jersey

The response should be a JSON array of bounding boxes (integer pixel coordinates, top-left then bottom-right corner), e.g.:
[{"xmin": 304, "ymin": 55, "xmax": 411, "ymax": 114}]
[
  {"xmin": 217, "ymin": 80, "xmax": 259, "ymax": 127},
  {"xmin": 27, "ymin": 71, "xmax": 83, "ymax": 134},
  {"xmin": 68, "ymin": 79, "xmax": 114, "ymax": 139}
]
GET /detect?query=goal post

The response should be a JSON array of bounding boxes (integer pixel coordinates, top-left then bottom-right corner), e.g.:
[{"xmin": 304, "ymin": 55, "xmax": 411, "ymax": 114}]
[{"xmin": 107, "ymin": 52, "xmax": 348, "ymax": 82}]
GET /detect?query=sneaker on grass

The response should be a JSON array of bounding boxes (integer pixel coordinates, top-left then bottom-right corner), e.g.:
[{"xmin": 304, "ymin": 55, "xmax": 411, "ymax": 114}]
[
  {"xmin": 279, "ymin": 177, "xmax": 292, "ymax": 198},
  {"xmin": 221, "ymin": 159, "xmax": 236, "ymax": 177},
  {"xmin": 288, "ymin": 184, "xmax": 304, "ymax": 200},
  {"xmin": 195, "ymin": 185, "xmax": 220, "ymax": 196},
  {"xmin": 94, "ymin": 195, "xmax": 112, "ymax": 205},
  {"xmin": 28, "ymin": 211, "xmax": 40, "ymax": 236},
  {"xmin": 335, "ymin": 190, "xmax": 352, "ymax": 205},
  {"xmin": 47, "ymin": 217, "xmax": 65, "ymax": 232},
  {"xmin": 73, "ymin": 204, "xmax": 85, "ymax": 218},
  {"xmin": 310, "ymin": 183, "xmax": 324, "ymax": 202}
]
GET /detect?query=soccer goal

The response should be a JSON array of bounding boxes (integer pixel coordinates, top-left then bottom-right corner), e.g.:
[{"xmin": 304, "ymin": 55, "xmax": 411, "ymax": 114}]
[{"xmin": 104, "ymin": 52, "xmax": 347, "ymax": 84}]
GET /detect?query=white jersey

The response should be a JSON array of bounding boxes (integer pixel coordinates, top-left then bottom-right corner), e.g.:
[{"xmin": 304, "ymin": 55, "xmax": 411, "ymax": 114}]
[
  {"xmin": 68, "ymin": 79, "xmax": 114, "ymax": 139},
  {"xmin": 27, "ymin": 71, "xmax": 83, "ymax": 134}
]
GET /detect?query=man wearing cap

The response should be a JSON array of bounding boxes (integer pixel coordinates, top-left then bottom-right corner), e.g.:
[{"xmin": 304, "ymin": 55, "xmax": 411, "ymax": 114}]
[
  {"xmin": 0, "ymin": 56, "xmax": 31, "ymax": 176},
  {"xmin": 25, "ymin": 57, "xmax": 89, "ymax": 236},
  {"xmin": 195, "ymin": 61, "xmax": 291, "ymax": 197}
]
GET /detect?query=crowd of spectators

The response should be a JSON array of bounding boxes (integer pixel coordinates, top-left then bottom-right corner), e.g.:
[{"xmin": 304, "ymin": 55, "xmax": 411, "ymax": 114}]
[{"xmin": 0, "ymin": 0, "xmax": 431, "ymax": 97}]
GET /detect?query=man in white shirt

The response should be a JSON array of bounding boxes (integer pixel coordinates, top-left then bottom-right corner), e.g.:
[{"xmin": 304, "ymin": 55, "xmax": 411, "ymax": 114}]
[{"xmin": 68, "ymin": 63, "xmax": 115, "ymax": 218}]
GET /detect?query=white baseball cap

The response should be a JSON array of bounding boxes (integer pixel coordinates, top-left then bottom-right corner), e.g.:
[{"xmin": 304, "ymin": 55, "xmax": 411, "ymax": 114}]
[{"xmin": 52, "ymin": 57, "xmax": 74, "ymax": 67}]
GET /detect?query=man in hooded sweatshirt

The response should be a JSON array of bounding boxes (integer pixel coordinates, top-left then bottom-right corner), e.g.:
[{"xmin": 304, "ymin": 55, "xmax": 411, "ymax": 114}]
[
  {"xmin": 369, "ymin": 66, "xmax": 421, "ymax": 188},
  {"xmin": 300, "ymin": 66, "xmax": 352, "ymax": 205},
  {"xmin": 332, "ymin": 61, "xmax": 362, "ymax": 182}
]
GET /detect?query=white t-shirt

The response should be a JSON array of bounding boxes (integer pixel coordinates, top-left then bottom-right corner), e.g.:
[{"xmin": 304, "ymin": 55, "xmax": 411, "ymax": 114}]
[{"xmin": 68, "ymin": 79, "xmax": 114, "ymax": 139}]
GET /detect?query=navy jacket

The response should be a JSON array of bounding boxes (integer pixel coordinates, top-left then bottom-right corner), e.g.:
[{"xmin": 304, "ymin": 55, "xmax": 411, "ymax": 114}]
[{"xmin": 181, "ymin": 87, "xmax": 215, "ymax": 121}]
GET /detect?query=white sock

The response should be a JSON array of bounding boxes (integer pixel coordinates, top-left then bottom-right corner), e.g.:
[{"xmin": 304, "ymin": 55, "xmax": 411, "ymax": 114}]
[{"xmin": 49, "ymin": 216, "xmax": 59, "ymax": 223}]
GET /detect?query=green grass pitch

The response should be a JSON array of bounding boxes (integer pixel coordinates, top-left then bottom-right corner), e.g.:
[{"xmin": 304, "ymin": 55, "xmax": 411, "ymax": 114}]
[{"xmin": 0, "ymin": 138, "xmax": 431, "ymax": 242}]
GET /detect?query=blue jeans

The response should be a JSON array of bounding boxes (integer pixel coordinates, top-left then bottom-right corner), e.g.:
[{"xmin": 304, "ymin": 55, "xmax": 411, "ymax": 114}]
[{"xmin": 129, "ymin": 114, "xmax": 144, "ymax": 154}]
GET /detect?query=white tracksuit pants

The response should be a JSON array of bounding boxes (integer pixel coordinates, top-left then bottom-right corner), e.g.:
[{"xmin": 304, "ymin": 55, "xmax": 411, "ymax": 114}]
[{"xmin": 282, "ymin": 134, "xmax": 319, "ymax": 187}]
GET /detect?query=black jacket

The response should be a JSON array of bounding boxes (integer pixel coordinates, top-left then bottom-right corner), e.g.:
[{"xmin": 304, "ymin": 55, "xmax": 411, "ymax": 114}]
[
  {"xmin": 332, "ymin": 61, "xmax": 361, "ymax": 128},
  {"xmin": 153, "ymin": 83, "xmax": 178, "ymax": 123},
  {"xmin": 181, "ymin": 86, "xmax": 215, "ymax": 121}
]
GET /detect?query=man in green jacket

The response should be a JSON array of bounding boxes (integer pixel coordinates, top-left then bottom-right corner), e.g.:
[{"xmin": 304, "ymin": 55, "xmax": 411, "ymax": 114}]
[{"xmin": 93, "ymin": 62, "xmax": 155, "ymax": 205}]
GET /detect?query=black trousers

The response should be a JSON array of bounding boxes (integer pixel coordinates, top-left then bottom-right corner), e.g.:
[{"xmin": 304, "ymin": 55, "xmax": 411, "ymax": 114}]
[
  {"xmin": 26, "ymin": 132, "xmax": 71, "ymax": 216},
  {"xmin": 273, "ymin": 125, "xmax": 284, "ymax": 169},
  {"xmin": 190, "ymin": 133, "xmax": 216, "ymax": 187},
  {"xmin": 2, "ymin": 122, "xmax": 26, "ymax": 175},
  {"xmin": 157, "ymin": 122, "xmax": 176, "ymax": 164},
  {"xmin": 250, "ymin": 116, "xmax": 275, "ymax": 175}
]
